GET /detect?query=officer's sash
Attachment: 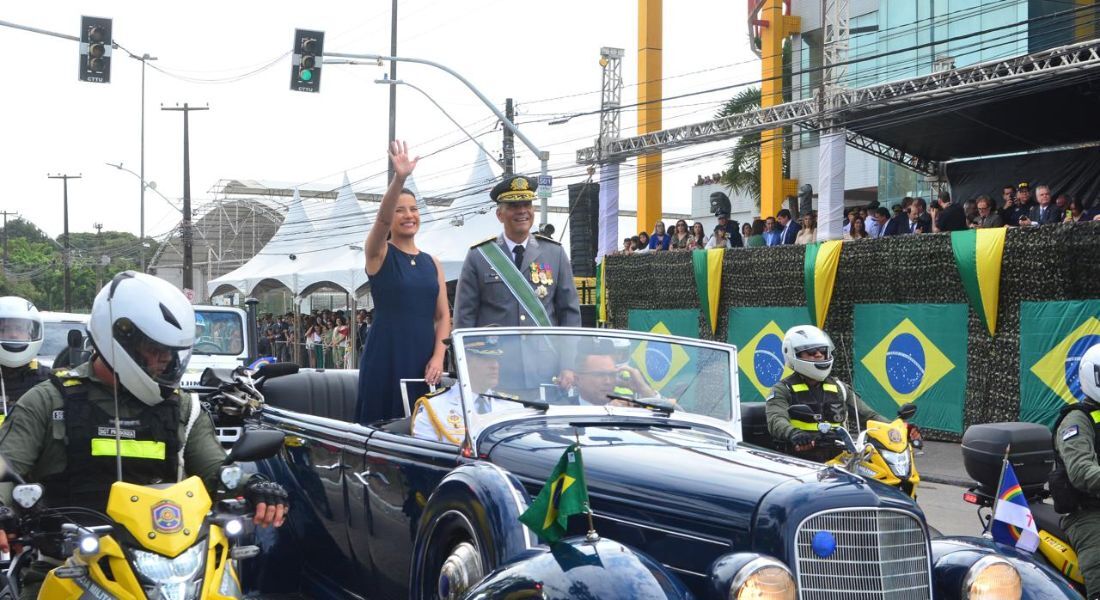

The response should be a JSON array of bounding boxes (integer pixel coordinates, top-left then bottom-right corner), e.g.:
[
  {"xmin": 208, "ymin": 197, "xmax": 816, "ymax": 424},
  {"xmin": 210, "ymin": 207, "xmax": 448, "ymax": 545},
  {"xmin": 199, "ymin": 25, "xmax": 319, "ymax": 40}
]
[{"xmin": 478, "ymin": 243, "xmax": 552, "ymax": 326}]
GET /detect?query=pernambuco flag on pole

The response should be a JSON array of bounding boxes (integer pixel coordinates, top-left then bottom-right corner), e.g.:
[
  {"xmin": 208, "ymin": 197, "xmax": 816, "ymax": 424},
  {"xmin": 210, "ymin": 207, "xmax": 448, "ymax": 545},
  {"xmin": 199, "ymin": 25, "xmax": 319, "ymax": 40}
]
[
  {"xmin": 991, "ymin": 458, "xmax": 1040, "ymax": 553},
  {"xmin": 519, "ymin": 443, "xmax": 589, "ymax": 544}
]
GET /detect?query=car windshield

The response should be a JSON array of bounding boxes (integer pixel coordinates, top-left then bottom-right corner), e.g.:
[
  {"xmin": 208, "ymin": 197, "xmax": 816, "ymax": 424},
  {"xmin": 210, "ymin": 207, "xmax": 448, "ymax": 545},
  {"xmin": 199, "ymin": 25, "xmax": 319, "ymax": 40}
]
[
  {"xmin": 194, "ymin": 310, "xmax": 244, "ymax": 356},
  {"xmin": 453, "ymin": 328, "xmax": 736, "ymax": 439}
]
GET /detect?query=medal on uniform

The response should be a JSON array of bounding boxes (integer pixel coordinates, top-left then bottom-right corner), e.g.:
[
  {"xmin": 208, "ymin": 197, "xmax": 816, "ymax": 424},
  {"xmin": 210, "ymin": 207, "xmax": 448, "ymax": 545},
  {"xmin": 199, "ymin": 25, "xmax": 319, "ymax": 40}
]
[
  {"xmin": 530, "ymin": 262, "xmax": 540, "ymax": 283},
  {"xmin": 541, "ymin": 263, "xmax": 553, "ymax": 285},
  {"xmin": 536, "ymin": 285, "xmax": 548, "ymax": 299}
]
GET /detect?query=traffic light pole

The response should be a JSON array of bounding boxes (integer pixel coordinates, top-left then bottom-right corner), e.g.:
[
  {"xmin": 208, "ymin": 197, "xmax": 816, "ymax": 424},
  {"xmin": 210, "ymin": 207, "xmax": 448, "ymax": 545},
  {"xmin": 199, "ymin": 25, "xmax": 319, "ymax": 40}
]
[
  {"xmin": 325, "ymin": 52, "xmax": 551, "ymax": 225},
  {"xmin": 47, "ymin": 174, "xmax": 81, "ymax": 312},
  {"xmin": 161, "ymin": 103, "xmax": 208, "ymax": 296},
  {"xmin": 133, "ymin": 53, "xmax": 157, "ymax": 272}
]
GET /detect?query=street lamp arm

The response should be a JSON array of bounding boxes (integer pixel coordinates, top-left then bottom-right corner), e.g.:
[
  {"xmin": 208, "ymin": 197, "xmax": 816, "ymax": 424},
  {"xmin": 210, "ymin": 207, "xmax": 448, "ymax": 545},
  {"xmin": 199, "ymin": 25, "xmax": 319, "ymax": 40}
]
[{"xmin": 104, "ymin": 162, "xmax": 181, "ymax": 210}]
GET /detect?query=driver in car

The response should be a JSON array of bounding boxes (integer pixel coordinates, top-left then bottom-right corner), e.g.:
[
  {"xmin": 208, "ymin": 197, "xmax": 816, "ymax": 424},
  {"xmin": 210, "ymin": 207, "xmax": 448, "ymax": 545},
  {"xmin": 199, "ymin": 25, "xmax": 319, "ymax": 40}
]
[
  {"xmin": 573, "ymin": 341, "xmax": 656, "ymax": 407},
  {"xmin": 411, "ymin": 336, "xmax": 514, "ymax": 444}
]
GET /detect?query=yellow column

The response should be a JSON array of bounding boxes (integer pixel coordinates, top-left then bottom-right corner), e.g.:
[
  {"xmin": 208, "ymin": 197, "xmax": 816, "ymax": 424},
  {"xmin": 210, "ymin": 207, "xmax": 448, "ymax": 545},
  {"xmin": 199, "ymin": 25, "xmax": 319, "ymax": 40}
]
[
  {"xmin": 759, "ymin": 0, "xmax": 784, "ymax": 219},
  {"xmin": 637, "ymin": 0, "xmax": 662, "ymax": 234}
]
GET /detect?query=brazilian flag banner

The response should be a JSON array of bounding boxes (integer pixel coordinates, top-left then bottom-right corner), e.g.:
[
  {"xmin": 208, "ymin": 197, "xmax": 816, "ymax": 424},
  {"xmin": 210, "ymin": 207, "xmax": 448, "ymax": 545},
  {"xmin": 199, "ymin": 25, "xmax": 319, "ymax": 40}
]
[
  {"xmin": 626, "ymin": 309, "xmax": 697, "ymax": 392},
  {"xmin": 727, "ymin": 307, "xmax": 810, "ymax": 402},
  {"xmin": 692, "ymin": 248, "xmax": 725, "ymax": 334},
  {"xmin": 519, "ymin": 443, "xmax": 589, "ymax": 544},
  {"xmin": 951, "ymin": 228, "xmax": 1007, "ymax": 336},
  {"xmin": 595, "ymin": 258, "xmax": 607, "ymax": 324},
  {"xmin": 1019, "ymin": 300, "xmax": 1100, "ymax": 426},
  {"xmin": 804, "ymin": 240, "xmax": 843, "ymax": 327},
  {"xmin": 853, "ymin": 303, "xmax": 968, "ymax": 434}
]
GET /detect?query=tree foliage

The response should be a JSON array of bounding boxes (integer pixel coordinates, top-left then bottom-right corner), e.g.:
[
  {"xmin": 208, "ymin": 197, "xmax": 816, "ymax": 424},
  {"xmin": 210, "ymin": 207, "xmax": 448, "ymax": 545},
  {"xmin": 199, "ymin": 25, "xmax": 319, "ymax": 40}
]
[{"xmin": 0, "ymin": 217, "xmax": 159, "ymax": 311}]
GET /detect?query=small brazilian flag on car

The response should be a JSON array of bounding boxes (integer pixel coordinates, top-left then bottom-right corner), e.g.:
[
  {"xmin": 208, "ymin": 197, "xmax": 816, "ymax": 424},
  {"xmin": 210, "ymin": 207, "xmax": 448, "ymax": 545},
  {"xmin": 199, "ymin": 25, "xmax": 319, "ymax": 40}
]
[{"xmin": 519, "ymin": 444, "xmax": 589, "ymax": 544}]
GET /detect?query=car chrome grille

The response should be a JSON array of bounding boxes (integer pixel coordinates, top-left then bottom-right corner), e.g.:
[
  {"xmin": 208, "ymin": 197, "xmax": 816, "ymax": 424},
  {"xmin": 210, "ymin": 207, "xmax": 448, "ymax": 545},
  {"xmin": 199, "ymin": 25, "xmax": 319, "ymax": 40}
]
[{"xmin": 795, "ymin": 509, "xmax": 931, "ymax": 600}]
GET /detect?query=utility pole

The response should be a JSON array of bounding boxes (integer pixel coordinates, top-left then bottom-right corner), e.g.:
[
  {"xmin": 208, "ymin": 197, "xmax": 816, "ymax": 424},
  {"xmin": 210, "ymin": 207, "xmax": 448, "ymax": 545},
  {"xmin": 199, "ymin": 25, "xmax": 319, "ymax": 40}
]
[
  {"xmin": 0, "ymin": 210, "xmax": 18, "ymax": 278},
  {"xmin": 93, "ymin": 222, "xmax": 103, "ymax": 291},
  {"xmin": 48, "ymin": 174, "xmax": 81, "ymax": 312},
  {"xmin": 132, "ymin": 53, "xmax": 158, "ymax": 273},
  {"xmin": 502, "ymin": 98, "xmax": 515, "ymax": 176},
  {"xmin": 161, "ymin": 103, "xmax": 208, "ymax": 297},
  {"xmin": 387, "ymin": 0, "xmax": 398, "ymax": 182}
]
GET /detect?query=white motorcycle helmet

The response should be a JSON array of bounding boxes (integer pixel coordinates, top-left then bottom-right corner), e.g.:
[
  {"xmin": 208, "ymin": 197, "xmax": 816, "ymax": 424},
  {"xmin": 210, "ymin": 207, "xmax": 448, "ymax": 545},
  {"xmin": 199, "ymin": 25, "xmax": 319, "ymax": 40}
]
[
  {"xmin": 0, "ymin": 297, "xmax": 44, "ymax": 368},
  {"xmin": 88, "ymin": 272, "xmax": 195, "ymax": 406},
  {"xmin": 1078, "ymin": 344, "xmax": 1100, "ymax": 404},
  {"xmin": 781, "ymin": 325, "xmax": 835, "ymax": 382}
]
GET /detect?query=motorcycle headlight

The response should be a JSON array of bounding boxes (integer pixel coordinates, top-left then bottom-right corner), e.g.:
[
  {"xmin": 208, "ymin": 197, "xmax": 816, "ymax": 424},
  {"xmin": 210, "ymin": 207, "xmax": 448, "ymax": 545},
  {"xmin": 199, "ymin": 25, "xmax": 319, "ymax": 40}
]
[
  {"xmin": 963, "ymin": 555, "xmax": 1021, "ymax": 600},
  {"xmin": 729, "ymin": 556, "xmax": 796, "ymax": 600},
  {"xmin": 880, "ymin": 448, "xmax": 911, "ymax": 477},
  {"xmin": 132, "ymin": 539, "xmax": 207, "ymax": 600}
]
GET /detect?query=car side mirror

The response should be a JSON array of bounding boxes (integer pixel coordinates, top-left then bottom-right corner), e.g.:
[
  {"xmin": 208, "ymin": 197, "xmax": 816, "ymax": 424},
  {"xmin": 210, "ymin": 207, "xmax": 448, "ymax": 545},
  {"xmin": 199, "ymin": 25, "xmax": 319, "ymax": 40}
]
[
  {"xmin": 788, "ymin": 404, "xmax": 819, "ymax": 423},
  {"xmin": 224, "ymin": 429, "xmax": 286, "ymax": 464},
  {"xmin": 897, "ymin": 403, "xmax": 917, "ymax": 421}
]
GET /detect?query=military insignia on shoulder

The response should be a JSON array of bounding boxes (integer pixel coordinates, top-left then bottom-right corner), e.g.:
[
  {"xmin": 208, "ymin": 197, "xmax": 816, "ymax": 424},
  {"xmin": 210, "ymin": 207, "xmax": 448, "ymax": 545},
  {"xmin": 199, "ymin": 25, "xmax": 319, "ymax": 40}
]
[
  {"xmin": 533, "ymin": 233, "xmax": 560, "ymax": 245},
  {"xmin": 425, "ymin": 387, "xmax": 449, "ymax": 398},
  {"xmin": 470, "ymin": 236, "xmax": 498, "ymax": 249},
  {"xmin": 1062, "ymin": 424, "xmax": 1080, "ymax": 441}
]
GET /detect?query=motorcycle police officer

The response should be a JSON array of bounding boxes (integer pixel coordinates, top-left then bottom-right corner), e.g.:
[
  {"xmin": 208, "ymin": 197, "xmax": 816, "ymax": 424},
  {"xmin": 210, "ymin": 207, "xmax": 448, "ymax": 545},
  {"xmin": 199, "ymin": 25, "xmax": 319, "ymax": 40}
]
[
  {"xmin": 0, "ymin": 297, "xmax": 49, "ymax": 415},
  {"xmin": 0, "ymin": 272, "xmax": 288, "ymax": 595},
  {"xmin": 1053, "ymin": 344, "xmax": 1100, "ymax": 599},
  {"xmin": 766, "ymin": 325, "xmax": 885, "ymax": 462}
]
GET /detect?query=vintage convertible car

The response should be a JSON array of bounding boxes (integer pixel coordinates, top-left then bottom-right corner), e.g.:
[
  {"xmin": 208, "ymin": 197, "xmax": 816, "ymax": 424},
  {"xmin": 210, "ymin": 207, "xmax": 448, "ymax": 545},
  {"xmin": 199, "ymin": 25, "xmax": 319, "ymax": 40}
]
[{"xmin": 247, "ymin": 327, "xmax": 1077, "ymax": 599}]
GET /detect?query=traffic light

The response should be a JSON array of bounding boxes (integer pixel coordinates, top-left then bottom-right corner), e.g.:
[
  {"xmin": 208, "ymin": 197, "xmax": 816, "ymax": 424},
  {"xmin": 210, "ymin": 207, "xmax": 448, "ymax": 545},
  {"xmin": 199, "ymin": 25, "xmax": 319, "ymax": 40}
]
[
  {"xmin": 79, "ymin": 16, "xmax": 112, "ymax": 83},
  {"xmin": 291, "ymin": 29, "xmax": 325, "ymax": 93}
]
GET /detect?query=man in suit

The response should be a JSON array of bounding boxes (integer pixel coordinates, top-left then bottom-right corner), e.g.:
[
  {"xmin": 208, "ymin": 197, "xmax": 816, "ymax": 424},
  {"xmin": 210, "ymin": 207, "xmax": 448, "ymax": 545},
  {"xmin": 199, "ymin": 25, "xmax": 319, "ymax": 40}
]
[
  {"xmin": 882, "ymin": 197, "xmax": 913, "ymax": 237},
  {"xmin": 972, "ymin": 195, "xmax": 1004, "ymax": 228},
  {"xmin": 776, "ymin": 209, "xmax": 800, "ymax": 245},
  {"xmin": 1020, "ymin": 185, "xmax": 1063, "ymax": 226},
  {"xmin": 934, "ymin": 191, "xmax": 968, "ymax": 232},
  {"xmin": 907, "ymin": 197, "xmax": 933, "ymax": 234}
]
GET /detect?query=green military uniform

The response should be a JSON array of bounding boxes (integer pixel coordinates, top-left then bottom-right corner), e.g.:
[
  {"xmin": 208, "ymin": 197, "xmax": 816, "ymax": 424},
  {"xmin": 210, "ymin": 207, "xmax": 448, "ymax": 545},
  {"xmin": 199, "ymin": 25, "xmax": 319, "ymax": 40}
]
[
  {"xmin": 1054, "ymin": 403, "xmax": 1100, "ymax": 598},
  {"xmin": 765, "ymin": 373, "xmax": 885, "ymax": 462},
  {"xmin": 0, "ymin": 361, "xmax": 227, "ymax": 505}
]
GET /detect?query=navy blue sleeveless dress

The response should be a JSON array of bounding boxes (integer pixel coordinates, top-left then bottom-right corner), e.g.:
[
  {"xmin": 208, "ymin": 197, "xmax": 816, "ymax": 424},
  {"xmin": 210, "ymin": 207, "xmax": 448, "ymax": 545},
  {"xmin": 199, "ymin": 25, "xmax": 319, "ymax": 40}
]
[{"xmin": 355, "ymin": 244, "xmax": 439, "ymax": 424}]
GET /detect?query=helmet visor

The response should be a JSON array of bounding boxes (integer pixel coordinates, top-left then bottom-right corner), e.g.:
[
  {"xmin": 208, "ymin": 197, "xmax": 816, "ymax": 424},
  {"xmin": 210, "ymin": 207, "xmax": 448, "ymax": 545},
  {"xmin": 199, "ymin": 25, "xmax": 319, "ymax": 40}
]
[
  {"xmin": 113, "ymin": 318, "xmax": 192, "ymax": 387},
  {"xmin": 793, "ymin": 345, "xmax": 831, "ymax": 360},
  {"xmin": 0, "ymin": 318, "xmax": 42, "ymax": 344}
]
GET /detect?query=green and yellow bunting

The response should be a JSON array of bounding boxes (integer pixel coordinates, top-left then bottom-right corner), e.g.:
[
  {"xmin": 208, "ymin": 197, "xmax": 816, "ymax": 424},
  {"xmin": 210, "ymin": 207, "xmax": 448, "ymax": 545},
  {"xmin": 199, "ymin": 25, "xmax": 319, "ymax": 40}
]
[
  {"xmin": 950, "ymin": 228, "xmax": 1006, "ymax": 336},
  {"xmin": 595, "ymin": 258, "xmax": 607, "ymax": 324},
  {"xmin": 803, "ymin": 240, "xmax": 843, "ymax": 328},
  {"xmin": 519, "ymin": 443, "xmax": 589, "ymax": 544},
  {"xmin": 692, "ymin": 248, "xmax": 725, "ymax": 334}
]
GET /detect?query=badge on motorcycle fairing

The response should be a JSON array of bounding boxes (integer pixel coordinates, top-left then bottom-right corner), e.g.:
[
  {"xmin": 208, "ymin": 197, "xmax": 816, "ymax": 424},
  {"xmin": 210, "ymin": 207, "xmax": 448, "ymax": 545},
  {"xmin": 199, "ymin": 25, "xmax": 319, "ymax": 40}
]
[
  {"xmin": 1062, "ymin": 425, "xmax": 1079, "ymax": 441},
  {"xmin": 152, "ymin": 501, "xmax": 184, "ymax": 533},
  {"xmin": 888, "ymin": 429, "xmax": 903, "ymax": 443}
]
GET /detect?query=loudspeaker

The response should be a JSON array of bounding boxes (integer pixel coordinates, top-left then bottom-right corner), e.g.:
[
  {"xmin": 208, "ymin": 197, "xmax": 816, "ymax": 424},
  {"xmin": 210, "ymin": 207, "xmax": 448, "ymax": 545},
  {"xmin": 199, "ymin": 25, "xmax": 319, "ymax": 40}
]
[{"xmin": 567, "ymin": 182, "xmax": 600, "ymax": 277}]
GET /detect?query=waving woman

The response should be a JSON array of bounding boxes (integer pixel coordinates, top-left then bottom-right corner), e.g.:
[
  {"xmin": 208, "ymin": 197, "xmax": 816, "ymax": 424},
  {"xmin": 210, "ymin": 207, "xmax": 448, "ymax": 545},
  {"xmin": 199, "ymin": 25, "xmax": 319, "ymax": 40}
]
[{"xmin": 355, "ymin": 141, "xmax": 451, "ymax": 425}]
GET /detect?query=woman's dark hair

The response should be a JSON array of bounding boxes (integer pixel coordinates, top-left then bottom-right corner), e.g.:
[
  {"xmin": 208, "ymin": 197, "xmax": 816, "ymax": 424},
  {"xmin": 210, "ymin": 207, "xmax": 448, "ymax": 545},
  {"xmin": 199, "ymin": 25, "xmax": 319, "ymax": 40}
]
[
  {"xmin": 630, "ymin": 235, "xmax": 642, "ymax": 248},
  {"xmin": 751, "ymin": 218, "xmax": 765, "ymax": 236},
  {"xmin": 399, "ymin": 187, "xmax": 417, "ymax": 199},
  {"xmin": 638, "ymin": 231, "xmax": 650, "ymax": 242},
  {"xmin": 850, "ymin": 216, "xmax": 868, "ymax": 238}
]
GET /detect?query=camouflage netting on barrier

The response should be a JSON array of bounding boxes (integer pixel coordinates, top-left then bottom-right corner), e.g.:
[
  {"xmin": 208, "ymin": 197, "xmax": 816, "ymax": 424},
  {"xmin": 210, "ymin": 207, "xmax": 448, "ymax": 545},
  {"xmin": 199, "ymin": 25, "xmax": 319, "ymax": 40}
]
[{"xmin": 604, "ymin": 222, "xmax": 1100, "ymax": 441}]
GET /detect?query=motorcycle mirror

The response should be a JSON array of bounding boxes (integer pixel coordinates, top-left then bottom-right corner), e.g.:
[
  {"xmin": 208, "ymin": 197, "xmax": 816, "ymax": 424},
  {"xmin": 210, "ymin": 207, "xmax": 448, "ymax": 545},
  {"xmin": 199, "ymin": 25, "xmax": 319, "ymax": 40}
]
[
  {"xmin": 224, "ymin": 429, "xmax": 286, "ymax": 465},
  {"xmin": 788, "ymin": 404, "xmax": 819, "ymax": 423},
  {"xmin": 12, "ymin": 483, "xmax": 43, "ymax": 509},
  {"xmin": 897, "ymin": 403, "xmax": 917, "ymax": 420}
]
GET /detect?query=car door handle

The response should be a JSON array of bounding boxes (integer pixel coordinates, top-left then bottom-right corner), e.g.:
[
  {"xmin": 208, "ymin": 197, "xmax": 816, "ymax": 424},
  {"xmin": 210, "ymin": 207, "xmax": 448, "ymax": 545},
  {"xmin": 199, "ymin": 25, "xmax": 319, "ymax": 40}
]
[
  {"xmin": 352, "ymin": 468, "xmax": 389, "ymax": 486},
  {"xmin": 317, "ymin": 462, "xmax": 345, "ymax": 471}
]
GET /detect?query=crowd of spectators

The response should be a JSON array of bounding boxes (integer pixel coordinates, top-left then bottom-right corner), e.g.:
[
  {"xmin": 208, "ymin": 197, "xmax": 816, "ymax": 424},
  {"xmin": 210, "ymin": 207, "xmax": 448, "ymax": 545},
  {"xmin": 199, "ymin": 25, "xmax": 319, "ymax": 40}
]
[
  {"xmin": 257, "ymin": 308, "xmax": 372, "ymax": 368},
  {"xmin": 695, "ymin": 173, "xmax": 725, "ymax": 186},
  {"xmin": 617, "ymin": 208, "xmax": 819, "ymax": 255}
]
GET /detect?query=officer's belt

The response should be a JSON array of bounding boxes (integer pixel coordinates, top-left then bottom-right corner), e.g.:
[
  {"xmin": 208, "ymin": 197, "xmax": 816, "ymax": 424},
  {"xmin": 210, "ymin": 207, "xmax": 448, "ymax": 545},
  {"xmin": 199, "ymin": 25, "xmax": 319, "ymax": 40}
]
[{"xmin": 478, "ymin": 243, "xmax": 552, "ymax": 326}]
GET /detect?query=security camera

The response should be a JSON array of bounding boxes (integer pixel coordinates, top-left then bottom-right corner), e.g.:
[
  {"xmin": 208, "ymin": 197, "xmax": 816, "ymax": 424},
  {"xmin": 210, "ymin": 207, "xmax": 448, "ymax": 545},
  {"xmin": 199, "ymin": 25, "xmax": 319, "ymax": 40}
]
[{"xmin": 288, "ymin": 254, "xmax": 297, "ymax": 261}]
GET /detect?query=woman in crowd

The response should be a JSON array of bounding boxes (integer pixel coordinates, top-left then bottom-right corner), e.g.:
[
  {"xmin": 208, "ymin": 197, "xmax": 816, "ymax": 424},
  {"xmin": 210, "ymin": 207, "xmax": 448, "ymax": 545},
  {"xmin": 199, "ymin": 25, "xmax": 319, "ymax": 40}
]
[
  {"xmin": 333, "ymin": 316, "xmax": 350, "ymax": 369},
  {"xmin": 795, "ymin": 212, "xmax": 817, "ymax": 245},
  {"xmin": 745, "ymin": 219, "xmax": 766, "ymax": 247},
  {"xmin": 670, "ymin": 220, "xmax": 693, "ymax": 250},
  {"xmin": 637, "ymin": 231, "xmax": 650, "ymax": 251},
  {"xmin": 304, "ymin": 317, "xmax": 323, "ymax": 368},
  {"xmin": 690, "ymin": 222, "xmax": 707, "ymax": 249},
  {"xmin": 740, "ymin": 223, "xmax": 753, "ymax": 244},
  {"xmin": 706, "ymin": 224, "xmax": 730, "ymax": 249},
  {"xmin": 648, "ymin": 221, "xmax": 671, "ymax": 251},
  {"xmin": 621, "ymin": 237, "xmax": 635, "ymax": 254},
  {"xmin": 356, "ymin": 140, "xmax": 451, "ymax": 425},
  {"xmin": 1067, "ymin": 197, "xmax": 1092, "ymax": 222},
  {"xmin": 845, "ymin": 215, "xmax": 869, "ymax": 240}
]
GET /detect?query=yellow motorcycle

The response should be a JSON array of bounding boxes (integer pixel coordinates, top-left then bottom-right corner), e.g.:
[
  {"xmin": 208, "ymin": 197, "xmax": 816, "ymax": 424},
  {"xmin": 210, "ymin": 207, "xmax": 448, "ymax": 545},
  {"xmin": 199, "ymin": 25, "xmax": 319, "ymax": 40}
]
[
  {"xmin": 2, "ymin": 428, "xmax": 285, "ymax": 600},
  {"xmin": 789, "ymin": 403, "xmax": 923, "ymax": 497}
]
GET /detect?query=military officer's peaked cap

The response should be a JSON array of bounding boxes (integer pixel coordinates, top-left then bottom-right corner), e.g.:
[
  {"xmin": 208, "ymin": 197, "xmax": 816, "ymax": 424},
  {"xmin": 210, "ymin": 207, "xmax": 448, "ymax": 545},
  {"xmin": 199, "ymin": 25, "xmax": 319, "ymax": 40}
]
[
  {"xmin": 466, "ymin": 335, "xmax": 503, "ymax": 357},
  {"xmin": 490, "ymin": 175, "xmax": 538, "ymax": 203}
]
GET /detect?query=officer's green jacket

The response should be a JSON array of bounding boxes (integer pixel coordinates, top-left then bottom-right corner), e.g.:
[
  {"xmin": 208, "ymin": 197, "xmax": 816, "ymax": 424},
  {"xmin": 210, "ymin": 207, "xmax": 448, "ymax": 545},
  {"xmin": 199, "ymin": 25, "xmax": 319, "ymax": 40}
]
[
  {"xmin": 0, "ymin": 361, "xmax": 226, "ymax": 493},
  {"xmin": 1055, "ymin": 407, "xmax": 1100, "ymax": 496},
  {"xmin": 765, "ymin": 373, "xmax": 885, "ymax": 444}
]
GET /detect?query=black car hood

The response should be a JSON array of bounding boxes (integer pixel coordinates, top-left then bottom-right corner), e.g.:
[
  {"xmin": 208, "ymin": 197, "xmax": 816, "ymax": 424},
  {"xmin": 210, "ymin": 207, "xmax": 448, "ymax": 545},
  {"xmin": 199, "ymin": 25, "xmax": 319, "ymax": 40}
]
[{"xmin": 480, "ymin": 416, "xmax": 921, "ymax": 575}]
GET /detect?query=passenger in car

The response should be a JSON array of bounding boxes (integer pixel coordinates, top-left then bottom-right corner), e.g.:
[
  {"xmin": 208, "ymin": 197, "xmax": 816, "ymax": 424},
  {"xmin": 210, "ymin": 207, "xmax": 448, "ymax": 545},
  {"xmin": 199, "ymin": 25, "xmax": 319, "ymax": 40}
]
[
  {"xmin": 411, "ymin": 336, "xmax": 513, "ymax": 444},
  {"xmin": 573, "ymin": 341, "xmax": 655, "ymax": 407}
]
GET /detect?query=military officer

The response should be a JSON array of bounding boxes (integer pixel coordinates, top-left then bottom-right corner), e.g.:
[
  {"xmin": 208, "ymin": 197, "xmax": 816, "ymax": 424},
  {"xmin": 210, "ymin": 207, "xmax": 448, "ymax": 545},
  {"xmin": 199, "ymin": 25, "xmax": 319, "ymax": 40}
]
[
  {"xmin": 766, "ymin": 325, "xmax": 884, "ymax": 462},
  {"xmin": 1053, "ymin": 344, "xmax": 1100, "ymax": 599},
  {"xmin": 0, "ymin": 296, "xmax": 50, "ymax": 415},
  {"xmin": 412, "ymin": 336, "xmax": 515, "ymax": 444},
  {"xmin": 453, "ymin": 174, "xmax": 581, "ymax": 330}
]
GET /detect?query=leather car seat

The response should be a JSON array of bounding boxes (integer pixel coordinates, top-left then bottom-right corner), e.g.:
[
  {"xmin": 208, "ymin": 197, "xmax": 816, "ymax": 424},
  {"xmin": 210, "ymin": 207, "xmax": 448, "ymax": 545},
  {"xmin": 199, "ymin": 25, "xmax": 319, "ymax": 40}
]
[{"xmin": 262, "ymin": 369, "xmax": 359, "ymax": 422}]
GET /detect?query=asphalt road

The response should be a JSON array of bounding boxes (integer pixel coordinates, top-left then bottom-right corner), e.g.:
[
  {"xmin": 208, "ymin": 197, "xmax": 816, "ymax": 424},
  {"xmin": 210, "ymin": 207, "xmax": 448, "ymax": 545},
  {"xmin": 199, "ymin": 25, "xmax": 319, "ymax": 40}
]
[{"xmin": 915, "ymin": 479, "xmax": 987, "ymax": 538}]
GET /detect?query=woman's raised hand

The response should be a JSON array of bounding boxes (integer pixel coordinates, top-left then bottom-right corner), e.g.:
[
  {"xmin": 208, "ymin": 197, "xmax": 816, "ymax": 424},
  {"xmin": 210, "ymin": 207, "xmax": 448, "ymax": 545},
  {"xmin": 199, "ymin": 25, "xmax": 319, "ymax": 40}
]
[{"xmin": 389, "ymin": 140, "xmax": 420, "ymax": 179}]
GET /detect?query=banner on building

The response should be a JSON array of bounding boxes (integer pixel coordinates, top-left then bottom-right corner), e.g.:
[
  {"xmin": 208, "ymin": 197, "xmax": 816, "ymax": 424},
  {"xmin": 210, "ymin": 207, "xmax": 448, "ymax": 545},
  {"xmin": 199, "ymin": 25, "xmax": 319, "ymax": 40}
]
[
  {"xmin": 951, "ymin": 227, "xmax": 1007, "ymax": 336},
  {"xmin": 692, "ymin": 248, "xmax": 725, "ymax": 335},
  {"xmin": 727, "ymin": 306, "xmax": 810, "ymax": 402},
  {"xmin": 804, "ymin": 240, "xmax": 843, "ymax": 327},
  {"xmin": 853, "ymin": 303, "xmax": 968, "ymax": 434},
  {"xmin": 1019, "ymin": 300, "xmax": 1100, "ymax": 426},
  {"xmin": 626, "ymin": 309, "xmax": 699, "ymax": 392}
]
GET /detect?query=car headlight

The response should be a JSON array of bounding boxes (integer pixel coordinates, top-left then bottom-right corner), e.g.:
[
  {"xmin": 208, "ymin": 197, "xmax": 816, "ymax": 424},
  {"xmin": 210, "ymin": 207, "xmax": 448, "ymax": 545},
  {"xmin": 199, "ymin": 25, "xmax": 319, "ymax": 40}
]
[
  {"xmin": 132, "ymin": 539, "xmax": 207, "ymax": 600},
  {"xmin": 963, "ymin": 555, "xmax": 1021, "ymax": 600},
  {"xmin": 880, "ymin": 448, "xmax": 911, "ymax": 477},
  {"xmin": 729, "ymin": 556, "xmax": 797, "ymax": 600}
]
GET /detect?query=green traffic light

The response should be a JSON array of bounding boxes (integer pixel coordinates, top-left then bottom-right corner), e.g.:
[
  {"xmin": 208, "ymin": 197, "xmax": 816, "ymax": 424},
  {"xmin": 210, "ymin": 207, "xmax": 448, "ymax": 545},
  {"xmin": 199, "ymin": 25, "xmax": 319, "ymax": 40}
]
[{"xmin": 300, "ymin": 69, "xmax": 313, "ymax": 82}]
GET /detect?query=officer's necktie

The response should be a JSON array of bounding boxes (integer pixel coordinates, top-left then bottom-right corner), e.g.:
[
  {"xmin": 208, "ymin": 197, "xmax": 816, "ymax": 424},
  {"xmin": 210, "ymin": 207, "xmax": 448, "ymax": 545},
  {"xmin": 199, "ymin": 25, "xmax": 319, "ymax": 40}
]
[{"xmin": 512, "ymin": 244, "xmax": 525, "ymax": 271}]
